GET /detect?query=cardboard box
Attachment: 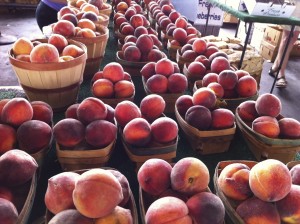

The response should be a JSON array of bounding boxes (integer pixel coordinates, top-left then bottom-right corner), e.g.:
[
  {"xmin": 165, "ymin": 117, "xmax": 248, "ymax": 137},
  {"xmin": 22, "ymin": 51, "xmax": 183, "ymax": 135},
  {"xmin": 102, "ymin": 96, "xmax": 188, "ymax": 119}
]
[
  {"xmin": 263, "ymin": 25, "xmax": 283, "ymax": 46},
  {"xmin": 244, "ymin": 0, "xmax": 296, "ymax": 17},
  {"xmin": 259, "ymin": 39, "xmax": 278, "ymax": 62}
]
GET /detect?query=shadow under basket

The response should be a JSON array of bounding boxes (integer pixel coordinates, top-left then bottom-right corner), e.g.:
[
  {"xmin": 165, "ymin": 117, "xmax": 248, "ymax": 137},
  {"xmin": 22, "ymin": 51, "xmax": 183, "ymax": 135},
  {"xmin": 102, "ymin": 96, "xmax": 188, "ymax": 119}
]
[
  {"xmin": 235, "ymin": 111, "xmax": 300, "ymax": 163},
  {"xmin": 56, "ymin": 140, "xmax": 116, "ymax": 171},
  {"xmin": 9, "ymin": 39, "xmax": 87, "ymax": 112},
  {"xmin": 175, "ymin": 106, "xmax": 236, "ymax": 155}
]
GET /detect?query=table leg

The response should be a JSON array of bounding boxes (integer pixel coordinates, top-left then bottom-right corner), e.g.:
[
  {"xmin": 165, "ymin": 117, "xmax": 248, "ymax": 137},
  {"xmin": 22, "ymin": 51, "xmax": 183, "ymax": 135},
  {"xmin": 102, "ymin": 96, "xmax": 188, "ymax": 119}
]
[
  {"xmin": 238, "ymin": 22, "xmax": 253, "ymax": 69},
  {"xmin": 270, "ymin": 25, "xmax": 295, "ymax": 94}
]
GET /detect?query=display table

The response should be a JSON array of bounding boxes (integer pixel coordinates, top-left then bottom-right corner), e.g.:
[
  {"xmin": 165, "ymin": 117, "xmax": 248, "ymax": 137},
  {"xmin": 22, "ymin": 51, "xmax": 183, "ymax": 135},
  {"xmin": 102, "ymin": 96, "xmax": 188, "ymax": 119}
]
[{"xmin": 206, "ymin": 0, "xmax": 300, "ymax": 93}]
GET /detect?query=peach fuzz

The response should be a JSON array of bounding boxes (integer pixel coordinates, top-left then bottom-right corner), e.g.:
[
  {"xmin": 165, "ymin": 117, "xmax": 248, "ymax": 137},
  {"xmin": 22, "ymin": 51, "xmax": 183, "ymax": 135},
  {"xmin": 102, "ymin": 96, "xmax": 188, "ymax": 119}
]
[
  {"xmin": 187, "ymin": 61, "xmax": 207, "ymax": 81},
  {"xmin": 217, "ymin": 69, "xmax": 238, "ymax": 90},
  {"xmin": 279, "ymin": 117, "xmax": 300, "ymax": 139},
  {"xmin": 103, "ymin": 62, "xmax": 125, "ymax": 83},
  {"xmin": 146, "ymin": 74, "xmax": 168, "ymax": 94},
  {"xmin": 85, "ymin": 120, "xmax": 117, "ymax": 148},
  {"xmin": 141, "ymin": 62, "xmax": 157, "ymax": 80},
  {"xmin": 255, "ymin": 93, "xmax": 282, "ymax": 117},
  {"xmin": 77, "ymin": 97, "xmax": 107, "ymax": 125},
  {"xmin": 0, "ymin": 186, "xmax": 14, "ymax": 203},
  {"xmin": 76, "ymin": 28, "xmax": 96, "ymax": 38},
  {"xmin": 0, "ymin": 124, "xmax": 17, "ymax": 155},
  {"xmin": 92, "ymin": 78, "xmax": 114, "ymax": 98},
  {"xmin": 65, "ymin": 103, "xmax": 79, "ymax": 119},
  {"xmin": 136, "ymin": 34, "xmax": 154, "ymax": 55},
  {"xmin": 53, "ymin": 118, "xmax": 85, "ymax": 148},
  {"xmin": 94, "ymin": 206, "xmax": 133, "ymax": 224},
  {"xmin": 204, "ymin": 46, "xmax": 219, "ymax": 58},
  {"xmin": 210, "ymin": 56, "xmax": 231, "ymax": 74},
  {"xmin": 236, "ymin": 197, "xmax": 281, "ymax": 224},
  {"xmin": 236, "ymin": 69, "xmax": 250, "ymax": 79},
  {"xmin": 45, "ymin": 172, "xmax": 80, "ymax": 214},
  {"xmin": 114, "ymin": 80, "xmax": 135, "ymax": 98},
  {"xmin": 211, "ymin": 108, "xmax": 235, "ymax": 130},
  {"xmin": 48, "ymin": 209, "xmax": 94, "ymax": 224},
  {"xmin": 12, "ymin": 37, "xmax": 34, "ymax": 56},
  {"xmin": 202, "ymin": 72, "xmax": 219, "ymax": 87},
  {"xmin": 173, "ymin": 28, "xmax": 187, "ymax": 45},
  {"xmin": 252, "ymin": 116, "xmax": 280, "ymax": 138},
  {"xmin": 192, "ymin": 87, "xmax": 217, "ymax": 110},
  {"xmin": 57, "ymin": 6, "xmax": 76, "ymax": 19},
  {"xmin": 30, "ymin": 43, "xmax": 60, "ymax": 63},
  {"xmin": 218, "ymin": 163, "xmax": 252, "ymax": 200},
  {"xmin": 73, "ymin": 168, "xmax": 123, "ymax": 218},
  {"xmin": 1, "ymin": 98, "xmax": 33, "ymax": 127},
  {"xmin": 140, "ymin": 94, "xmax": 165, "ymax": 122},
  {"xmin": 48, "ymin": 34, "xmax": 68, "ymax": 53},
  {"xmin": 108, "ymin": 170, "xmax": 130, "ymax": 207},
  {"xmin": 167, "ymin": 73, "xmax": 187, "ymax": 93},
  {"xmin": 236, "ymin": 75, "xmax": 257, "ymax": 97},
  {"xmin": 145, "ymin": 196, "xmax": 193, "ymax": 224},
  {"xmin": 181, "ymin": 50, "xmax": 198, "ymax": 61},
  {"xmin": 187, "ymin": 192, "xmax": 225, "ymax": 224},
  {"xmin": 171, "ymin": 157, "xmax": 210, "ymax": 195},
  {"xmin": 81, "ymin": 11, "xmax": 98, "ymax": 23},
  {"xmin": 249, "ymin": 159, "xmax": 292, "ymax": 202},
  {"xmin": 151, "ymin": 117, "xmax": 178, "ymax": 143},
  {"xmin": 175, "ymin": 95, "xmax": 194, "ymax": 117},
  {"xmin": 290, "ymin": 164, "xmax": 300, "ymax": 185},
  {"xmin": 192, "ymin": 38, "xmax": 207, "ymax": 54},
  {"xmin": 53, "ymin": 20, "xmax": 75, "ymax": 37},
  {"xmin": 114, "ymin": 100, "xmax": 141, "ymax": 128},
  {"xmin": 155, "ymin": 58, "xmax": 174, "ymax": 77},
  {"xmin": 124, "ymin": 45, "xmax": 141, "ymax": 62},
  {"xmin": 0, "ymin": 198, "xmax": 18, "ymax": 224},
  {"xmin": 138, "ymin": 158, "xmax": 172, "ymax": 196},
  {"xmin": 61, "ymin": 44, "xmax": 84, "ymax": 58},
  {"xmin": 207, "ymin": 82, "xmax": 224, "ymax": 99},
  {"xmin": 81, "ymin": 3, "xmax": 100, "ymax": 15},
  {"xmin": 104, "ymin": 104, "xmax": 115, "ymax": 124},
  {"xmin": 185, "ymin": 105, "xmax": 212, "ymax": 130},
  {"xmin": 30, "ymin": 101, "xmax": 52, "ymax": 125},
  {"xmin": 236, "ymin": 100, "xmax": 259, "ymax": 122},
  {"xmin": 147, "ymin": 49, "xmax": 164, "ymax": 62},
  {"xmin": 181, "ymin": 44, "xmax": 193, "ymax": 54}
]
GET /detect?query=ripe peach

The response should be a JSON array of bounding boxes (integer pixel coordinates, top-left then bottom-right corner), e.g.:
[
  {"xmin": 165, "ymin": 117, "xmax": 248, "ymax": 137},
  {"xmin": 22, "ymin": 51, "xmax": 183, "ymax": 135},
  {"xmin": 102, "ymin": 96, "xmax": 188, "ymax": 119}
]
[
  {"xmin": 218, "ymin": 163, "xmax": 252, "ymax": 200},
  {"xmin": 211, "ymin": 108, "xmax": 235, "ymax": 130},
  {"xmin": 187, "ymin": 61, "xmax": 207, "ymax": 81},
  {"xmin": 255, "ymin": 93, "xmax": 282, "ymax": 117},
  {"xmin": 65, "ymin": 103, "xmax": 79, "ymax": 119},
  {"xmin": 94, "ymin": 206, "xmax": 133, "ymax": 224},
  {"xmin": 167, "ymin": 73, "xmax": 187, "ymax": 93},
  {"xmin": 114, "ymin": 80, "xmax": 135, "ymax": 98},
  {"xmin": 192, "ymin": 87, "xmax": 217, "ymax": 110},
  {"xmin": 116, "ymin": 1, "xmax": 128, "ymax": 12},
  {"xmin": 155, "ymin": 58, "xmax": 174, "ymax": 77},
  {"xmin": 145, "ymin": 196, "xmax": 193, "ymax": 224},
  {"xmin": 133, "ymin": 26, "xmax": 148, "ymax": 38},
  {"xmin": 252, "ymin": 116, "xmax": 280, "ymax": 138},
  {"xmin": 236, "ymin": 69, "xmax": 250, "ymax": 79},
  {"xmin": 115, "ymin": 16, "xmax": 127, "ymax": 28},
  {"xmin": 236, "ymin": 100, "xmax": 259, "ymax": 122},
  {"xmin": 58, "ymin": 6, "xmax": 76, "ymax": 19},
  {"xmin": 208, "ymin": 51, "xmax": 228, "ymax": 64},
  {"xmin": 147, "ymin": 49, "xmax": 164, "ymax": 62},
  {"xmin": 45, "ymin": 172, "xmax": 80, "ymax": 214},
  {"xmin": 92, "ymin": 78, "xmax": 114, "ymax": 98},
  {"xmin": 61, "ymin": 44, "xmax": 84, "ymax": 58},
  {"xmin": 136, "ymin": 34, "xmax": 154, "ymax": 55},
  {"xmin": 291, "ymin": 164, "xmax": 300, "ymax": 185},
  {"xmin": 123, "ymin": 118, "xmax": 151, "ymax": 147},
  {"xmin": 120, "ymin": 24, "xmax": 134, "ymax": 36},
  {"xmin": 73, "ymin": 168, "xmax": 123, "ymax": 218},
  {"xmin": 104, "ymin": 104, "xmax": 115, "ymax": 123},
  {"xmin": 159, "ymin": 17, "xmax": 172, "ymax": 30},
  {"xmin": 140, "ymin": 94, "xmax": 165, "ymax": 122},
  {"xmin": 81, "ymin": 3, "xmax": 100, "ymax": 15},
  {"xmin": 0, "ymin": 99, "xmax": 10, "ymax": 122},
  {"xmin": 114, "ymin": 100, "xmax": 141, "ymax": 128},
  {"xmin": 1, "ymin": 97, "xmax": 33, "ymax": 127},
  {"xmin": 108, "ymin": 170, "xmax": 130, "ymax": 207},
  {"xmin": 173, "ymin": 28, "xmax": 187, "ymax": 45},
  {"xmin": 124, "ymin": 35, "xmax": 137, "ymax": 43},
  {"xmin": 279, "ymin": 118, "xmax": 300, "ymax": 139},
  {"xmin": 31, "ymin": 101, "xmax": 53, "ymax": 125},
  {"xmin": 186, "ymin": 26, "xmax": 198, "ymax": 35},
  {"xmin": 218, "ymin": 70, "xmax": 238, "ymax": 90},
  {"xmin": 202, "ymin": 73, "xmax": 218, "ymax": 87},
  {"xmin": 48, "ymin": 209, "xmax": 94, "ymax": 224},
  {"xmin": 236, "ymin": 197, "xmax": 281, "ymax": 224},
  {"xmin": 0, "ymin": 149, "xmax": 38, "ymax": 186},
  {"xmin": 175, "ymin": 16, "xmax": 188, "ymax": 29},
  {"xmin": 129, "ymin": 14, "xmax": 144, "ymax": 28},
  {"xmin": 249, "ymin": 159, "xmax": 292, "ymax": 202},
  {"xmin": 53, "ymin": 20, "xmax": 75, "ymax": 37},
  {"xmin": 85, "ymin": 120, "xmax": 117, "ymax": 148},
  {"xmin": 192, "ymin": 38, "xmax": 207, "ymax": 54},
  {"xmin": 0, "ymin": 124, "xmax": 17, "ymax": 155},
  {"xmin": 53, "ymin": 118, "xmax": 85, "ymax": 148},
  {"xmin": 0, "ymin": 198, "xmax": 18, "ymax": 224},
  {"xmin": 146, "ymin": 74, "xmax": 168, "ymax": 94},
  {"xmin": 204, "ymin": 46, "xmax": 219, "ymax": 58},
  {"xmin": 124, "ymin": 45, "xmax": 141, "ymax": 62},
  {"xmin": 124, "ymin": 7, "xmax": 136, "ymax": 20},
  {"xmin": 236, "ymin": 75, "xmax": 257, "ymax": 97},
  {"xmin": 76, "ymin": 28, "xmax": 97, "ymax": 38},
  {"xmin": 185, "ymin": 105, "xmax": 212, "ymax": 130},
  {"xmin": 181, "ymin": 50, "xmax": 198, "ymax": 61},
  {"xmin": 103, "ymin": 62, "xmax": 125, "ymax": 83},
  {"xmin": 187, "ymin": 192, "xmax": 225, "ymax": 224},
  {"xmin": 17, "ymin": 120, "xmax": 52, "ymax": 154},
  {"xmin": 180, "ymin": 44, "xmax": 193, "ymax": 54},
  {"xmin": 121, "ymin": 42, "xmax": 135, "ymax": 53},
  {"xmin": 61, "ymin": 13, "xmax": 79, "ymax": 26},
  {"xmin": 141, "ymin": 62, "xmax": 156, "ymax": 81},
  {"xmin": 175, "ymin": 95, "xmax": 193, "ymax": 117},
  {"xmin": 77, "ymin": 97, "xmax": 107, "ymax": 125},
  {"xmin": 138, "ymin": 158, "xmax": 172, "ymax": 196},
  {"xmin": 171, "ymin": 157, "xmax": 210, "ymax": 195},
  {"xmin": 166, "ymin": 24, "xmax": 176, "ymax": 36},
  {"xmin": 207, "ymin": 82, "xmax": 224, "ymax": 99},
  {"xmin": 169, "ymin": 10, "xmax": 181, "ymax": 23},
  {"xmin": 12, "ymin": 37, "xmax": 33, "ymax": 56},
  {"xmin": 0, "ymin": 186, "xmax": 14, "ymax": 203},
  {"xmin": 151, "ymin": 117, "xmax": 178, "ymax": 143},
  {"xmin": 81, "ymin": 11, "xmax": 98, "ymax": 22},
  {"xmin": 30, "ymin": 43, "xmax": 60, "ymax": 63},
  {"xmin": 210, "ymin": 56, "xmax": 231, "ymax": 74},
  {"xmin": 195, "ymin": 55, "xmax": 210, "ymax": 69}
]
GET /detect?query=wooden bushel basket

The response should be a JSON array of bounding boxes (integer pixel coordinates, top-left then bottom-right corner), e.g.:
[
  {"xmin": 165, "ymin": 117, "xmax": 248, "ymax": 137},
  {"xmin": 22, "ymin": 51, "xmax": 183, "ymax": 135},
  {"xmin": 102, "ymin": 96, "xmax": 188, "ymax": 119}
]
[
  {"xmin": 235, "ymin": 111, "xmax": 300, "ymax": 163},
  {"xmin": 213, "ymin": 160, "xmax": 258, "ymax": 224},
  {"xmin": 99, "ymin": 3, "xmax": 113, "ymax": 17},
  {"xmin": 167, "ymin": 39, "xmax": 182, "ymax": 62},
  {"xmin": 9, "ymin": 39, "xmax": 87, "ymax": 112},
  {"xmin": 56, "ymin": 140, "xmax": 116, "ymax": 171},
  {"xmin": 45, "ymin": 168, "xmax": 138, "ymax": 224},
  {"xmin": 175, "ymin": 106, "xmax": 236, "ymax": 155},
  {"xmin": 95, "ymin": 12, "xmax": 110, "ymax": 27}
]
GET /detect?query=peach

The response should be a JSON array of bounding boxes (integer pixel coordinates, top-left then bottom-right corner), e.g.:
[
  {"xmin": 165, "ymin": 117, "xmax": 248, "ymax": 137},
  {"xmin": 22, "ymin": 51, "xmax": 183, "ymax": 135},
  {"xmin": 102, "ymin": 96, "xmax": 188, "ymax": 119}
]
[
  {"xmin": 218, "ymin": 163, "xmax": 252, "ymax": 200},
  {"xmin": 59, "ymin": 55, "xmax": 74, "ymax": 62},
  {"xmin": 249, "ymin": 159, "xmax": 292, "ymax": 202},
  {"xmin": 159, "ymin": 17, "xmax": 172, "ymax": 30},
  {"xmin": 81, "ymin": 11, "xmax": 98, "ymax": 22},
  {"xmin": 124, "ymin": 7, "xmax": 136, "ymax": 20},
  {"xmin": 192, "ymin": 38, "xmax": 207, "ymax": 54},
  {"xmin": 155, "ymin": 58, "xmax": 174, "ymax": 77},
  {"xmin": 115, "ymin": 16, "xmax": 127, "ymax": 28},
  {"xmin": 0, "ymin": 198, "xmax": 18, "ymax": 224},
  {"xmin": 116, "ymin": 1, "xmax": 128, "ymax": 12},
  {"xmin": 147, "ymin": 49, "xmax": 164, "ymax": 62},
  {"xmin": 120, "ymin": 24, "xmax": 135, "ymax": 36},
  {"xmin": 45, "ymin": 172, "xmax": 80, "ymax": 214},
  {"xmin": 175, "ymin": 95, "xmax": 193, "ymax": 117},
  {"xmin": 88, "ymin": 0, "xmax": 103, "ymax": 9},
  {"xmin": 81, "ymin": 3, "xmax": 100, "ymax": 15},
  {"xmin": 192, "ymin": 87, "xmax": 217, "ymax": 110},
  {"xmin": 48, "ymin": 209, "xmax": 94, "ymax": 224},
  {"xmin": 53, "ymin": 118, "xmax": 85, "ymax": 148},
  {"xmin": 108, "ymin": 170, "xmax": 130, "ymax": 207},
  {"xmin": 185, "ymin": 105, "xmax": 212, "ymax": 130},
  {"xmin": 61, "ymin": 13, "xmax": 79, "ymax": 26},
  {"xmin": 77, "ymin": 97, "xmax": 107, "ymax": 125},
  {"xmin": 141, "ymin": 62, "xmax": 156, "ymax": 81},
  {"xmin": 180, "ymin": 44, "xmax": 193, "ymax": 54},
  {"xmin": 161, "ymin": 4, "xmax": 172, "ymax": 15},
  {"xmin": 85, "ymin": 120, "xmax": 117, "ymax": 148},
  {"xmin": 169, "ymin": 10, "xmax": 181, "ymax": 23},
  {"xmin": 218, "ymin": 70, "xmax": 238, "ymax": 90},
  {"xmin": 1, "ymin": 98, "xmax": 33, "ymax": 127},
  {"xmin": 124, "ymin": 45, "xmax": 141, "ymax": 62},
  {"xmin": 129, "ymin": 14, "xmax": 144, "ymax": 28},
  {"xmin": 17, "ymin": 120, "xmax": 52, "ymax": 154},
  {"xmin": 173, "ymin": 62, "xmax": 180, "ymax": 73},
  {"xmin": 252, "ymin": 116, "xmax": 280, "ymax": 138},
  {"xmin": 0, "ymin": 186, "xmax": 14, "ymax": 203},
  {"xmin": 166, "ymin": 24, "xmax": 176, "ymax": 36},
  {"xmin": 136, "ymin": 34, "xmax": 154, "ymax": 54},
  {"xmin": 255, "ymin": 93, "xmax": 282, "ymax": 117},
  {"xmin": 103, "ymin": 62, "xmax": 125, "ymax": 83},
  {"xmin": 0, "ymin": 99, "xmax": 10, "ymax": 121},
  {"xmin": 186, "ymin": 26, "xmax": 198, "ymax": 35},
  {"xmin": 122, "ymin": 42, "xmax": 136, "ymax": 53},
  {"xmin": 173, "ymin": 28, "xmax": 187, "ymax": 45},
  {"xmin": 236, "ymin": 75, "xmax": 257, "ymax": 97},
  {"xmin": 65, "ymin": 103, "xmax": 79, "ymax": 119},
  {"xmin": 94, "ymin": 206, "xmax": 133, "ymax": 224},
  {"xmin": 124, "ymin": 35, "xmax": 137, "ymax": 43},
  {"xmin": 58, "ymin": 6, "xmax": 76, "ymax": 19},
  {"xmin": 187, "ymin": 61, "xmax": 207, "ymax": 81},
  {"xmin": 202, "ymin": 73, "xmax": 219, "ymax": 87},
  {"xmin": 146, "ymin": 74, "xmax": 168, "ymax": 94},
  {"xmin": 236, "ymin": 197, "xmax": 281, "ymax": 224},
  {"xmin": 151, "ymin": 117, "xmax": 178, "ymax": 143},
  {"xmin": 73, "ymin": 168, "xmax": 123, "ymax": 218},
  {"xmin": 236, "ymin": 100, "xmax": 259, "ymax": 122},
  {"xmin": 76, "ymin": 28, "xmax": 97, "ymax": 38},
  {"xmin": 171, "ymin": 157, "xmax": 210, "ymax": 195},
  {"xmin": 104, "ymin": 104, "xmax": 115, "ymax": 123},
  {"xmin": 207, "ymin": 82, "xmax": 224, "ymax": 99},
  {"xmin": 114, "ymin": 80, "xmax": 135, "ymax": 98},
  {"xmin": 30, "ymin": 43, "xmax": 60, "ymax": 63},
  {"xmin": 0, "ymin": 124, "xmax": 17, "ymax": 155},
  {"xmin": 208, "ymin": 51, "xmax": 228, "ymax": 64},
  {"xmin": 175, "ymin": 16, "xmax": 188, "ymax": 29},
  {"xmin": 31, "ymin": 101, "xmax": 53, "ymax": 125},
  {"xmin": 211, "ymin": 108, "xmax": 235, "ymax": 130},
  {"xmin": 61, "ymin": 44, "xmax": 84, "ymax": 58},
  {"xmin": 186, "ymin": 192, "xmax": 225, "ymax": 224},
  {"xmin": 291, "ymin": 164, "xmax": 300, "ymax": 185},
  {"xmin": 138, "ymin": 158, "xmax": 172, "ymax": 196},
  {"xmin": 146, "ymin": 196, "xmax": 192, "ymax": 224},
  {"xmin": 279, "ymin": 118, "xmax": 300, "ymax": 139},
  {"xmin": 0, "ymin": 149, "xmax": 38, "ymax": 186},
  {"xmin": 92, "ymin": 78, "xmax": 114, "ymax": 98},
  {"xmin": 204, "ymin": 46, "xmax": 219, "ymax": 58},
  {"xmin": 140, "ymin": 94, "xmax": 165, "ymax": 122},
  {"xmin": 114, "ymin": 100, "xmax": 141, "ymax": 128},
  {"xmin": 195, "ymin": 55, "xmax": 210, "ymax": 69},
  {"xmin": 12, "ymin": 37, "xmax": 34, "ymax": 56},
  {"xmin": 167, "ymin": 73, "xmax": 187, "ymax": 93},
  {"xmin": 133, "ymin": 26, "xmax": 148, "ymax": 38},
  {"xmin": 53, "ymin": 20, "xmax": 75, "ymax": 37},
  {"xmin": 236, "ymin": 69, "xmax": 251, "ymax": 79},
  {"xmin": 210, "ymin": 56, "xmax": 231, "ymax": 74},
  {"xmin": 181, "ymin": 50, "xmax": 198, "ymax": 61},
  {"xmin": 123, "ymin": 117, "xmax": 151, "ymax": 147}
]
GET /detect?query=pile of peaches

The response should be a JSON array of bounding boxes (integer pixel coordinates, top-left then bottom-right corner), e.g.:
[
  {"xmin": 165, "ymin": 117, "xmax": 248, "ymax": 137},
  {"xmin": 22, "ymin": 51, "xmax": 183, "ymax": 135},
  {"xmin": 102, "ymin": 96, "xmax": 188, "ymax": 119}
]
[
  {"xmin": 53, "ymin": 97, "xmax": 117, "ymax": 150},
  {"xmin": 68, "ymin": 0, "xmax": 111, "ymax": 16},
  {"xmin": 45, "ymin": 168, "xmax": 134, "ymax": 223},
  {"xmin": 237, "ymin": 93, "xmax": 300, "ymax": 139},
  {"xmin": 0, "ymin": 149, "xmax": 38, "ymax": 223},
  {"xmin": 139, "ymin": 157, "xmax": 225, "ymax": 224},
  {"xmin": 11, "ymin": 35, "xmax": 85, "ymax": 63},
  {"xmin": 0, "ymin": 98, "xmax": 53, "ymax": 156},
  {"xmin": 217, "ymin": 159, "xmax": 300, "ymax": 223}
]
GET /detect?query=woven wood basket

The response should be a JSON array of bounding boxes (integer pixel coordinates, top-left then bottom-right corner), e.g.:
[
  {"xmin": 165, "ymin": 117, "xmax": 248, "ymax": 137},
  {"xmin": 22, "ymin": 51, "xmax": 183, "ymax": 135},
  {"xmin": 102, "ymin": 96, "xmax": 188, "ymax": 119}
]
[
  {"xmin": 175, "ymin": 106, "xmax": 236, "ymax": 155},
  {"xmin": 9, "ymin": 39, "xmax": 87, "ymax": 112},
  {"xmin": 167, "ymin": 39, "xmax": 182, "ymax": 62},
  {"xmin": 95, "ymin": 12, "xmax": 110, "ymax": 27},
  {"xmin": 56, "ymin": 139, "xmax": 116, "ymax": 171},
  {"xmin": 213, "ymin": 160, "xmax": 258, "ymax": 224},
  {"xmin": 183, "ymin": 63, "xmax": 202, "ymax": 92},
  {"xmin": 99, "ymin": 3, "xmax": 113, "ymax": 17},
  {"xmin": 45, "ymin": 168, "xmax": 138, "ymax": 224},
  {"xmin": 235, "ymin": 111, "xmax": 300, "ymax": 163}
]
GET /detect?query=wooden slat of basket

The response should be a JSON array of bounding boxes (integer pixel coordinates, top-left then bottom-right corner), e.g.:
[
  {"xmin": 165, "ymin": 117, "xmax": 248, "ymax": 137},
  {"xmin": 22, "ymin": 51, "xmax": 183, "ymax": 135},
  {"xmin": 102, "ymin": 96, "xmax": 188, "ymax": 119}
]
[
  {"xmin": 99, "ymin": 3, "xmax": 112, "ymax": 17},
  {"xmin": 167, "ymin": 39, "xmax": 181, "ymax": 62},
  {"xmin": 286, "ymin": 160, "xmax": 300, "ymax": 169},
  {"xmin": 95, "ymin": 13, "xmax": 110, "ymax": 27}
]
